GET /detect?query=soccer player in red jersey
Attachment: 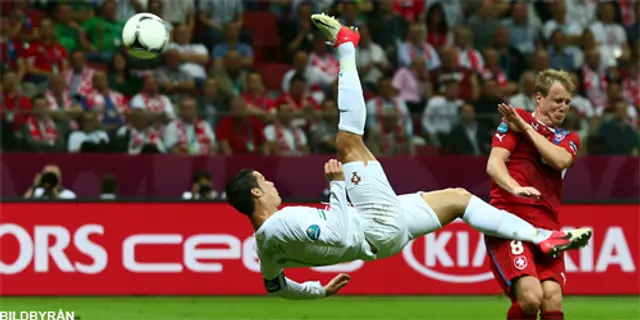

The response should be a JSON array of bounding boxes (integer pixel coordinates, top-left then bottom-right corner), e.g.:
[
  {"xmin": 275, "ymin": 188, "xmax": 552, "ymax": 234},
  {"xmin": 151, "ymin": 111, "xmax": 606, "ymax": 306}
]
[{"xmin": 485, "ymin": 69, "xmax": 593, "ymax": 320}]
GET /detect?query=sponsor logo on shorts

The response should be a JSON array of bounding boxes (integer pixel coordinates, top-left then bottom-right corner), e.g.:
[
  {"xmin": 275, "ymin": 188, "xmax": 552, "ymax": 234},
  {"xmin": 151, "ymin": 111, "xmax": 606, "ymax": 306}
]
[
  {"xmin": 514, "ymin": 256, "xmax": 528, "ymax": 270},
  {"xmin": 350, "ymin": 172, "xmax": 361, "ymax": 185}
]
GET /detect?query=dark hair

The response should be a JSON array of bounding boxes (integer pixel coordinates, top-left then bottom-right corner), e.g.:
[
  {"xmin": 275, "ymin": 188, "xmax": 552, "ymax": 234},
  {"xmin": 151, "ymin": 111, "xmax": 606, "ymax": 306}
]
[
  {"xmin": 290, "ymin": 72, "xmax": 307, "ymax": 86},
  {"xmin": 426, "ymin": 3, "xmax": 448, "ymax": 34},
  {"xmin": 31, "ymin": 94, "xmax": 46, "ymax": 104},
  {"xmin": 192, "ymin": 170, "xmax": 212, "ymax": 183},
  {"xmin": 107, "ymin": 52, "xmax": 132, "ymax": 76},
  {"xmin": 226, "ymin": 169, "xmax": 260, "ymax": 216}
]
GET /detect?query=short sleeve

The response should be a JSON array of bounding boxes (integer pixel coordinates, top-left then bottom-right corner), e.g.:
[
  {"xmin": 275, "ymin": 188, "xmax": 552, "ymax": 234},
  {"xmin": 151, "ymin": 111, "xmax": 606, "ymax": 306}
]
[
  {"xmin": 557, "ymin": 131, "xmax": 581, "ymax": 164},
  {"xmin": 491, "ymin": 122, "xmax": 520, "ymax": 152}
]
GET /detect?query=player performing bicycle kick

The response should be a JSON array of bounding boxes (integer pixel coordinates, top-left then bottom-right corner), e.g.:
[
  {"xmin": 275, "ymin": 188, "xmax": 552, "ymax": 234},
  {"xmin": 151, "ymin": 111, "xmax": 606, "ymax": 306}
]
[{"xmin": 224, "ymin": 15, "xmax": 593, "ymax": 300}]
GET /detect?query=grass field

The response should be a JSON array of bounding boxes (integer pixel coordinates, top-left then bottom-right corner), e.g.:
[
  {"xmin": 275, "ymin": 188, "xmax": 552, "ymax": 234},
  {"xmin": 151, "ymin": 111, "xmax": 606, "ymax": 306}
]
[{"xmin": 1, "ymin": 296, "xmax": 639, "ymax": 320}]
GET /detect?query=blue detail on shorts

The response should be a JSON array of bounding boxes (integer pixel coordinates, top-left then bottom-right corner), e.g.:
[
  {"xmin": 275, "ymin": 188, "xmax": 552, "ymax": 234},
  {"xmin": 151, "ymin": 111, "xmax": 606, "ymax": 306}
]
[
  {"xmin": 486, "ymin": 243, "xmax": 511, "ymax": 287},
  {"xmin": 306, "ymin": 224, "xmax": 321, "ymax": 241}
]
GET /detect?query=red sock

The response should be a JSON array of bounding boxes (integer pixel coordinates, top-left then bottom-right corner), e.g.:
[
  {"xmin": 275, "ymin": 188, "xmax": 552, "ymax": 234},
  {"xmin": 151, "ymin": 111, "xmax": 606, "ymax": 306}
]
[
  {"xmin": 540, "ymin": 310, "xmax": 564, "ymax": 320},
  {"xmin": 507, "ymin": 301, "xmax": 537, "ymax": 320}
]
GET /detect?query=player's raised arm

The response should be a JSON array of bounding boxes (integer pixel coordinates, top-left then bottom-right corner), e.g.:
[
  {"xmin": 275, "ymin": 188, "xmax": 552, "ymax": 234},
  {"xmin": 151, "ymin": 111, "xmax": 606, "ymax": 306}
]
[
  {"xmin": 260, "ymin": 259, "xmax": 350, "ymax": 300},
  {"xmin": 323, "ymin": 159, "xmax": 351, "ymax": 245},
  {"xmin": 498, "ymin": 103, "xmax": 576, "ymax": 171}
]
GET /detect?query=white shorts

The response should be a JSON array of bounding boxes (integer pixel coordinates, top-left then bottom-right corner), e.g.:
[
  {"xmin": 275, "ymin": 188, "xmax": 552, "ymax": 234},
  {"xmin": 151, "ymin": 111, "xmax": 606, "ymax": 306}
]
[
  {"xmin": 398, "ymin": 192, "xmax": 443, "ymax": 239},
  {"xmin": 343, "ymin": 161, "xmax": 410, "ymax": 258}
]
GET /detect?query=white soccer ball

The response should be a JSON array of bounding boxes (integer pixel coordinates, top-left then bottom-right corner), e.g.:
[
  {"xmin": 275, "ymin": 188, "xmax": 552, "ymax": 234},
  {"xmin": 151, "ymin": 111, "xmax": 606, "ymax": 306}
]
[{"xmin": 122, "ymin": 13, "xmax": 169, "ymax": 60}]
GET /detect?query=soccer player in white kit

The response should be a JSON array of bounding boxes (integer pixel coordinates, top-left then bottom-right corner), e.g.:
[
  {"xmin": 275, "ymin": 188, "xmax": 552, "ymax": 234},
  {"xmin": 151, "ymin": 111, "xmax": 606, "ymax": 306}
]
[{"xmin": 224, "ymin": 15, "xmax": 592, "ymax": 300}]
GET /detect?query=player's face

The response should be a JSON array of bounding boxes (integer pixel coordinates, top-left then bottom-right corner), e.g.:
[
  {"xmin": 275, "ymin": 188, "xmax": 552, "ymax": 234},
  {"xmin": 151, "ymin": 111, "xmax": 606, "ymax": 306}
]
[
  {"xmin": 537, "ymin": 82, "xmax": 571, "ymax": 126},
  {"xmin": 253, "ymin": 172, "xmax": 281, "ymax": 207}
]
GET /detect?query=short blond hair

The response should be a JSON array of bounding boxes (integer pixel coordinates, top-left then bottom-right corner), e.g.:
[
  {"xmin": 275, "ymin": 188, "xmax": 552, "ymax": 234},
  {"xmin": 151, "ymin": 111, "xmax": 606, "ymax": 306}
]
[{"xmin": 535, "ymin": 69, "xmax": 576, "ymax": 96}]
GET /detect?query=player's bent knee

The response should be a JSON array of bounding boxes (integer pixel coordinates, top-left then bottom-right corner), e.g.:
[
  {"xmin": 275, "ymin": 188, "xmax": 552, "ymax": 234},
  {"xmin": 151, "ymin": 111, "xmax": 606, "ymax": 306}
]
[
  {"xmin": 541, "ymin": 281, "xmax": 563, "ymax": 310},
  {"xmin": 514, "ymin": 277, "xmax": 543, "ymax": 313}
]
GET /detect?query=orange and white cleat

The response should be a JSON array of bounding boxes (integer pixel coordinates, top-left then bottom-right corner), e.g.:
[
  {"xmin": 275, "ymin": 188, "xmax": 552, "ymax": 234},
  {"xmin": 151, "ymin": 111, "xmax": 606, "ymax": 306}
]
[
  {"xmin": 311, "ymin": 13, "xmax": 360, "ymax": 47},
  {"xmin": 538, "ymin": 228, "xmax": 593, "ymax": 257}
]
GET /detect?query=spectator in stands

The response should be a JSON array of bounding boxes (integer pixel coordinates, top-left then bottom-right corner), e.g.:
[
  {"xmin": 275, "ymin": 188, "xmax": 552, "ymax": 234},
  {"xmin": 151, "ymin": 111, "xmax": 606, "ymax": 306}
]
[
  {"xmin": 210, "ymin": 50, "xmax": 248, "ymax": 99},
  {"xmin": 394, "ymin": 0, "xmax": 425, "ymax": 23},
  {"xmin": 501, "ymin": 1, "xmax": 540, "ymax": 55},
  {"xmin": 282, "ymin": 50, "xmax": 333, "ymax": 102},
  {"xmin": 474, "ymin": 79, "xmax": 502, "ymax": 129},
  {"xmin": 281, "ymin": 2, "xmax": 314, "ymax": 61},
  {"xmin": 626, "ymin": 3, "xmax": 640, "ymax": 48},
  {"xmin": 565, "ymin": 0, "xmax": 597, "ymax": 29},
  {"xmin": 445, "ymin": 104, "xmax": 490, "ymax": 156},
  {"xmin": 568, "ymin": 72, "xmax": 597, "ymax": 124},
  {"xmin": 543, "ymin": 1, "xmax": 582, "ymax": 47},
  {"xmin": 273, "ymin": 73, "xmax": 320, "ymax": 128},
  {"xmin": 431, "ymin": 0, "xmax": 464, "ymax": 27},
  {"xmin": 216, "ymin": 96, "xmax": 268, "ymax": 155},
  {"xmin": 367, "ymin": 0, "xmax": 408, "ymax": 61},
  {"xmin": 182, "ymin": 170, "xmax": 224, "ymax": 200},
  {"xmin": 575, "ymin": 28, "xmax": 615, "ymax": 69},
  {"xmin": 422, "ymin": 79, "xmax": 463, "ymax": 146},
  {"xmin": 508, "ymin": 71, "xmax": 537, "ymax": 113},
  {"xmin": 147, "ymin": 0, "xmax": 173, "ymax": 33},
  {"xmin": 155, "ymin": 49, "xmax": 196, "ymax": 102},
  {"xmin": 64, "ymin": 50, "xmax": 95, "ymax": 98},
  {"xmin": 453, "ymin": 27, "xmax": 484, "ymax": 74},
  {"xmin": 23, "ymin": 17, "xmax": 68, "ymax": 84},
  {"xmin": 198, "ymin": 77, "xmax": 226, "ymax": 125},
  {"xmin": 67, "ymin": 111, "xmax": 110, "ymax": 153},
  {"xmin": 424, "ymin": 3, "xmax": 452, "ymax": 49},
  {"xmin": 392, "ymin": 57, "xmax": 432, "ymax": 112},
  {"xmin": 368, "ymin": 107, "xmax": 414, "ymax": 155},
  {"xmin": 130, "ymin": 74, "xmax": 176, "ymax": 126},
  {"xmin": 4, "ymin": 0, "xmax": 38, "ymax": 42},
  {"xmin": 107, "ymin": 52, "xmax": 142, "ymax": 98},
  {"xmin": 100, "ymin": 174, "xmax": 118, "ymax": 200},
  {"xmin": 308, "ymin": 98, "xmax": 338, "ymax": 154},
  {"xmin": 1, "ymin": 69, "xmax": 31, "ymax": 132},
  {"xmin": 397, "ymin": 22, "xmax": 441, "ymax": 70},
  {"xmin": 0, "ymin": 17, "xmax": 27, "ymax": 82},
  {"xmin": 356, "ymin": 25, "xmax": 389, "ymax": 91},
  {"xmin": 339, "ymin": 1, "xmax": 365, "ymax": 27},
  {"xmin": 66, "ymin": 0, "xmax": 95, "ymax": 23},
  {"xmin": 579, "ymin": 48, "xmax": 609, "ymax": 109},
  {"xmin": 199, "ymin": 0, "xmax": 244, "ymax": 45},
  {"xmin": 161, "ymin": 0, "xmax": 196, "ymax": 31},
  {"xmin": 430, "ymin": 46, "xmax": 479, "ymax": 102},
  {"xmin": 82, "ymin": 0, "xmax": 125, "ymax": 62},
  {"xmin": 597, "ymin": 100, "xmax": 639, "ymax": 155},
  {"xmin": 590, "ymin": 2, "xmax": 631, "ymax": 64},
  {"xmin": 597, "ymin": 82, "xmax": 638, "ymax": 125},
  {"xmin": 168, "ymin": 24, "xmax": 210, "ymax": 81},
  {"xmin": 20, "ymin": 95, "xmax": 65, "ymax": 153},
  {"xmin": 164, "ymin": 97, "xmax": 217, "ymax": 155},
  {"xmin": 309, "ymin": 33, "xmax": 340, "ymax": 79},
  {"xmin": 468, "ymin": 1, "xmax": 499, "ymax": 51},
  {"xmin": 212, "ymin": 21, "xmax": 253, "ymax": 68},
  {"xmin": 492, "ymin": 25, "xmax": 526, "ymax": 83},
  {"xmin": 54, "ymin": 3, "xmax": 90, "ymax": 53},
  {"xmin": 264, "ymin": 103, "xmax": 310, "ymax": 156},
  {"xmin": 622, "ymin": 62, "xmax": 639, "ymax": 107},
  {"xmin": 83, "ymin": 71, "xmax": 128, "ymax": 131},
  {"xmin": 115, "ymin": 108, "xmax": 165, "ymax": 155},
  {"xmin": 45, "ymin": 74, "xmax": 82, "ymax": 131},
  {"xmin": 241, "ymin": 71, "xmax": 274, "ymax": 113},
  {"xmin": 548, "ymin": 30, "xmax": 578, "ymax": 72},
  {"xmin": 24, "ymin": 164, "xmax": 76, "ymax": 200},
  {"xmin": 367, "ymin": 76, "xmax": 413, "ymax": 140},
  {"xmin": 115, "ymin": 0, "xmax": 144, "ymax": 23},
  {"xmin": 480, "ymin": 48, "xmax": 517, "ymax": 97}
]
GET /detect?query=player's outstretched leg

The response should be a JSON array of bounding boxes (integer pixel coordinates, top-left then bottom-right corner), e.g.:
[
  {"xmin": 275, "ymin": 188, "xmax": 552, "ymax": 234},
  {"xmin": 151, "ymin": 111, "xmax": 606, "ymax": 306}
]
[
  {"xmin": 412, "ymin": 188, "xmax": 592, "ymax": 256},
  {"xmin": 311, "ymin": 14, "xmax": 408, "ymax": 258}
]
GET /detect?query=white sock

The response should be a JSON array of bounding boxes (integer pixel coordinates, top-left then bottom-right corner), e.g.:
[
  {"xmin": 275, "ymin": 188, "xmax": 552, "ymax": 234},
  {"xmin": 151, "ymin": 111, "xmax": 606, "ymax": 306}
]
[
  {"xmin": 336, "ymin": 42, "xmax": 366, "ymax": 136},
  {"xmin": 462, "ymin": 196, "xmax": 552, "ymax": 244}
]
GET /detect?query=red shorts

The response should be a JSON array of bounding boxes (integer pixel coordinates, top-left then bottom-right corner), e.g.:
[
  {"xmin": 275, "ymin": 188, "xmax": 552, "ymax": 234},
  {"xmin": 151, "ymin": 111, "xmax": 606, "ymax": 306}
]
[{"xmin": 485, "ymin": 236, "xmax": 566, "ymax": 300}]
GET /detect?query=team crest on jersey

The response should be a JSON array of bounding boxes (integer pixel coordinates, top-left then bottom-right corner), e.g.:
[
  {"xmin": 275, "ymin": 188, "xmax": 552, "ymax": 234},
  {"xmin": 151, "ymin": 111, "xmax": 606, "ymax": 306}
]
[
  {"xmin": 351, "ymin": 172, "xmax": 361, "ymax": 185},
  {"xmin": 514, "ymin": 256, "xmax": 528, "ymax": 270},
  {"xmin": 306, "ymin": 224, "xmax": 321, "ymax": 241},
  {"xmin": 497, "ymin": 122, "xmax": 509, "ymax": 134},
  {"xmin": 554, "ymin": 130, "xmax": 567, "ymax": 145}
]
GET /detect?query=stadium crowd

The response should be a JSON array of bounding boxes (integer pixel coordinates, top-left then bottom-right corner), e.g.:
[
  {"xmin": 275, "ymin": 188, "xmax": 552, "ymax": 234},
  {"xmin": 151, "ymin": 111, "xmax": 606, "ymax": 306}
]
[{"xmin": 1, "ymin": 0, "xmax": 639, "ymax": 158}]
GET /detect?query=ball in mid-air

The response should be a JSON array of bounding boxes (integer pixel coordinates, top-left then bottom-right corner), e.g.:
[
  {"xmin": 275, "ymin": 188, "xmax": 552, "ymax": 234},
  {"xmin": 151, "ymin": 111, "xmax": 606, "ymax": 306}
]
[{"xmin": 122, "ymin": 13, "xmax": 169, "ymax": 59}]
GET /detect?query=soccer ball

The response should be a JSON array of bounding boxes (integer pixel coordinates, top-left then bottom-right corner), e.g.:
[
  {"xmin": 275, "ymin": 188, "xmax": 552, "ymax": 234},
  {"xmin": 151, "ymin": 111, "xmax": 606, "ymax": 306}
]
[{"xmin": 122, "ymin": 13, "xmax": 169, "ymax": 59}]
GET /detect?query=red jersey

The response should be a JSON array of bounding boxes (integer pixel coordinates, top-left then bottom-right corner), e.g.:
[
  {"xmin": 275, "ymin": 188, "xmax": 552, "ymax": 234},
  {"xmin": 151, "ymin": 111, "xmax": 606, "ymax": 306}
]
[
  {"xmin": 215, "ymin": 116, "xmax": 266, "ymax": 155},
  {"xmin": 1, "ymin": 92, "xmax": 32, "ymax": 131},
  {"xmin": 489, "ymin": 108, "xmax": 581, "ymax": 229},
  {"xmin": 269, "ymin": 93, "xmax": 320, "ymax": 112},
  {"xmin": 23, "ymin": 41, "xmax": 67, "ymax": 73}
]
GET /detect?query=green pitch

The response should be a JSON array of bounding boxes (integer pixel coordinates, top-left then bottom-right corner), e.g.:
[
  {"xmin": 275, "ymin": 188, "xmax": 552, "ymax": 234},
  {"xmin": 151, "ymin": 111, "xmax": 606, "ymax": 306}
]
[{"xmin": 1, "ymin": 296, "xmax": 638, "ymax": 320}]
